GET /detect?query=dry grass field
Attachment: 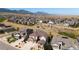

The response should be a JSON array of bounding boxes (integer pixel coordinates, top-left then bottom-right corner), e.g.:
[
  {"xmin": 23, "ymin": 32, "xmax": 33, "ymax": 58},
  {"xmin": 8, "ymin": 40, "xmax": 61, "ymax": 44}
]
[
  {"xmin": 2, "ymin": 20, "xmax": 58, "ymax": 36},
  {"xmin": 2, "ymin": 19, "xmax": 79, "ymax": 36},
  {"xmin": 1, "ymin": 12, "xmax": 79, "ymax": 38}
]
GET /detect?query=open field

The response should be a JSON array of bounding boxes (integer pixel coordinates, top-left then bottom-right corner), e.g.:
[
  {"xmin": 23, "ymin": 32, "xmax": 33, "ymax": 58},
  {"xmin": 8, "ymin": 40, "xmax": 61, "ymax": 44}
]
[
  {"xmin": 2, "ymin": 19, "xmax": 79, "ymax": 37},
  {"xmin": 2, "ymin": 20, "xmax": 59, "ymax": 36}
]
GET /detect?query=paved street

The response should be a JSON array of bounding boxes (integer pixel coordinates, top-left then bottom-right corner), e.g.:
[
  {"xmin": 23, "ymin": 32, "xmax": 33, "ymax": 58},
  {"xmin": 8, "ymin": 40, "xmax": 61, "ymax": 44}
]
[{"xmin": 0, "ymin": 41, "xmax": 18, "ymax": 50}]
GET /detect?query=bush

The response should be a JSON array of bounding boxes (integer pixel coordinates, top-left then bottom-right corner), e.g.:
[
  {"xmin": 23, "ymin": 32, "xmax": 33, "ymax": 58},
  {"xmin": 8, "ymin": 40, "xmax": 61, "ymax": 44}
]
[
  {"xmin": 44, "ymin": 42, "xmax": 53, "ymax": 50},
  {"xmin": 7, "ymin": 37, "xmax": 17, "ymax": 43},
  {"xmin": 0, "ymin": 18, "xmax": 6, "ymax": 22}
]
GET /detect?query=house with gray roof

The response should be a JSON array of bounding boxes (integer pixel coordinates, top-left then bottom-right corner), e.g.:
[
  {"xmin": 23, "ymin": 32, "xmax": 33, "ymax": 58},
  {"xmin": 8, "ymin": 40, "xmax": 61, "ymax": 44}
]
[
  {"xmin": 29, "ymin": 29, "xmax": 48, "ymax": 45},
  {"xmin": 51, "ymin": 35, "xmax": 76, "ymax": 50}
]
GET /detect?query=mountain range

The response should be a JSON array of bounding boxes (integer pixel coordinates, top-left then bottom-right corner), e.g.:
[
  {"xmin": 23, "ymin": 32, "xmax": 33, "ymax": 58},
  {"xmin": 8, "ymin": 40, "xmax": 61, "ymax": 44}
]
[{"xmin": 0, "ymin": 8, "xmax": 49, "ymax": 15}]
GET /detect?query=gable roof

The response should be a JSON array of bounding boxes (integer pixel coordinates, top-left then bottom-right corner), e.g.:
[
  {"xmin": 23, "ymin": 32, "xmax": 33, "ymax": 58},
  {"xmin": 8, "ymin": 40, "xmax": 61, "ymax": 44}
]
[{"xmin": 30, "ymin": 29, "xmax": 48, "ymax": 38}]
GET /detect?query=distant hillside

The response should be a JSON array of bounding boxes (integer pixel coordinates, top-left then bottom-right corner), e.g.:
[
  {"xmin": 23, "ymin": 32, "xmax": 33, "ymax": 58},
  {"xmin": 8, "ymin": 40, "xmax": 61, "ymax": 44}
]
[
  {"xmin": 35, "ymin": 11, "xmax": 49, "ymax": 15},
  {"xmin": 0, "ymin": 8, "xmax": 33, "ymax": 14},
  {"xmin": 0, "ymin": 8, "xmax": 49, "ymax": 15}
]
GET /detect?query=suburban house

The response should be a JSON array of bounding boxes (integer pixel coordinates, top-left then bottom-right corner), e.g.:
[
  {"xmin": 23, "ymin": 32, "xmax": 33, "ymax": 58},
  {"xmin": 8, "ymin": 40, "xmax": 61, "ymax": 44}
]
[
  {"xmin": 47, "ymin": 20, "xmax": 54, "ymax": 28},
  {"xmin": 0, "ymin": 24, "xmax": 16, "ymax": 34},
  {"xmin": 8, "ymin": 15, "xmax": 37, "ymax": 25},
  {"xmin": 51, "ymin": 35, "xmax": 75, "ymax": 50},
  {"xmin": 29, "ymin": 29, "xmax": 48, "ymax": 45}
]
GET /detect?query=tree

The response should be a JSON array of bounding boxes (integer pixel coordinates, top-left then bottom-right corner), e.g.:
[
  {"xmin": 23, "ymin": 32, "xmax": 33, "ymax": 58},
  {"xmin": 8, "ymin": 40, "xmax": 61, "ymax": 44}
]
[
  {"xmin": 43, "ymin": 42, "xmax": 53, "ymax": 50},
  {"xmin": 16, "ymin": 27, "xmax": 19, "ymax": 31},
  {"xmin": 0, "ymin": 17, "xmax": 6, "ymax": 22}
]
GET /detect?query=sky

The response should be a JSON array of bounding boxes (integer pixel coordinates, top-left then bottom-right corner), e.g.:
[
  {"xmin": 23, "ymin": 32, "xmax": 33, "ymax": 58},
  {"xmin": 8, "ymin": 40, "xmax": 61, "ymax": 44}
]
[{"xmin": 9, "ymin": 8, "xmax": 79, "ymax": 15}]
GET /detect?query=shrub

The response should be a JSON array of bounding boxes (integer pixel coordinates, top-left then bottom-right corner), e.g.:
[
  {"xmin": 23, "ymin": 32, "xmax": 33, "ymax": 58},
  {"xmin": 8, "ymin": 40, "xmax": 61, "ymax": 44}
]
[
  {"xmin": 44, "ymin": 42, "xmax": 53, "ymax": 50},
  {"xmin": 7, "ymin": 37, "xmax": 17, "ymax": 43},
  {"xmin": 0, "ymin": 18, "xmax": 6, "ymax": 22}
]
